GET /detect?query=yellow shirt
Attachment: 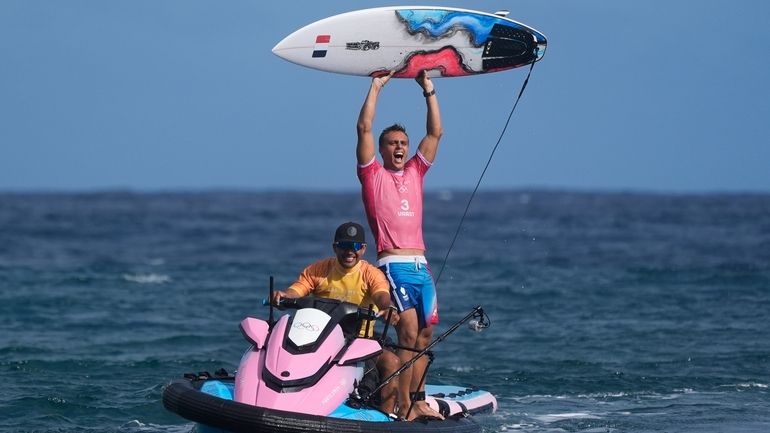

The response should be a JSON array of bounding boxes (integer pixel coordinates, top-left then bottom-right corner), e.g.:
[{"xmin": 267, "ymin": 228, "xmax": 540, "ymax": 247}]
[{"xmin": 288, "ymin": 258, "xmax": 389, "ymax": 336}]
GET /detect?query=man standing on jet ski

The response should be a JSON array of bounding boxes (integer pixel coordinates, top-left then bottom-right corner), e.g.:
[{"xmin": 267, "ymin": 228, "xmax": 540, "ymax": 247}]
[
  {"xmin": 272, "ymin": 221, "xmax": 401, "ymax": 417},
  {"xmin": 355, "ymin": 70, "xmax": 445, "ymax": 421}
]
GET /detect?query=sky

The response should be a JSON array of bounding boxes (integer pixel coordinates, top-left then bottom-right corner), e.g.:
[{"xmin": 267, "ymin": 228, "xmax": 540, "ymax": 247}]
[{"xmin": 1, "ymin": 0, "xmax": 768, "ymax": 193}]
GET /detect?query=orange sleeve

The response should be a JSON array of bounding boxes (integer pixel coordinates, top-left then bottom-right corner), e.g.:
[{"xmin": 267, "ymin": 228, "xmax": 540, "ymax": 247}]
[
  {"xmin": 288, "ymin": 259, "xmax": 333, "ymax": 296},
  {"xmin": 362, "ymin": 262, "xmax": 390, "ymax": 296}
]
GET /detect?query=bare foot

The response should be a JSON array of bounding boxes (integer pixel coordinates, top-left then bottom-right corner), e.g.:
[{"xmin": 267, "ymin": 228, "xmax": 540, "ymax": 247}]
[{"xmin": 403, "ymin": 401, "xmax": 445, "ymax": 421}]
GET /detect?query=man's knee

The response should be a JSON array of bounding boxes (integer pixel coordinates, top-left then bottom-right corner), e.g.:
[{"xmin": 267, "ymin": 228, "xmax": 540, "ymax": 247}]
[
  {"xmin": 396, "ymin": 309, "xmax": 420, "ymax": 346},
  {"xmin": 377, "ymin": 351, "xmax": 401, "ymax": 375},
  {"xmin": 398, "ymin": 331, "xmax": 418, "ymax": 347},
  {"xmin": 417, "ymin": 327, "xmax": 433, "ymax": 346}
]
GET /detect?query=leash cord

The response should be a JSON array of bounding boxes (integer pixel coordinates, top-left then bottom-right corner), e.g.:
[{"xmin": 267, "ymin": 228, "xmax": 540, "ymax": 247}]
[{"xmin": 434, "ymin": 60, "xmax": 537, "ymax": 287}]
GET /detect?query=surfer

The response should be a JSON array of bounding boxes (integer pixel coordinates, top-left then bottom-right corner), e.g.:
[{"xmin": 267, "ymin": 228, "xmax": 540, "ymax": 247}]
[
  {"xmin": 272, "ymin": 221, "xmax": 401, "ymax": 416},
  {"xmin": 355, "ymin": 70, "xmax": 445, "ymax": 421}
]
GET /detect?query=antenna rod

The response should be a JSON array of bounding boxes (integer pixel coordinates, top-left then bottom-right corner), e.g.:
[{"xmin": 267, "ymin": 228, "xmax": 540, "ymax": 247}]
[
  {"xmin": 268, "ymin": 276, "xmax": 275, "ymax": 328},
  {"xmin": 380, "ymin": 308, "xmax": 394, "ymax": 340}
]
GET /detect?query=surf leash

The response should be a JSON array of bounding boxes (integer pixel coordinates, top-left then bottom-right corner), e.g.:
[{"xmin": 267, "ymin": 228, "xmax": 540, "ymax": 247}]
[{"xmin": 434, "ymin": 60, "xmax": 537, "ymax": 287}]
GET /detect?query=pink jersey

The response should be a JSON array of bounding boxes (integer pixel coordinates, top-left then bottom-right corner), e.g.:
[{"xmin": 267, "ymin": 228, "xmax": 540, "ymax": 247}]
[{"xmin": 358, "ymin": 152, "xmax": 431, "ymax": 253}]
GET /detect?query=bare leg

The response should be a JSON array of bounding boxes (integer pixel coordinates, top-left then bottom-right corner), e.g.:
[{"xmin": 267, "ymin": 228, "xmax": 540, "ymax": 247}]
[
  {"xmin": 376, "ymin": 351, "xmax": 400, "ymax": 415},
  {"xmin": 406, "ymin": 325, "xmax": 444, "ymax": 420},
  {"xmin": 395, "ymin": 311, "xmax": 444, "ymax": 420},
  {"xmin": 410, "ymin": 325, "xmax": 433, "ymax": 393},
  {"xmin": 395, "ymin": 308, "xmax": 418, "ymax": 418}
]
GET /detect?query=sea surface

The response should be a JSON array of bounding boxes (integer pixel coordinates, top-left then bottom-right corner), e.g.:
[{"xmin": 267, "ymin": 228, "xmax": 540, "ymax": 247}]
[{"xmin": 1, "ymin": 190, "xmax": 768, "ymax": 433}]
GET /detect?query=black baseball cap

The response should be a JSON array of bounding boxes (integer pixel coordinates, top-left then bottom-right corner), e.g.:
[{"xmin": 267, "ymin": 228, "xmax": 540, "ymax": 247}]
[{"xmin": 334, "ymin": 222, "xmax": 366, "ymax": 243}]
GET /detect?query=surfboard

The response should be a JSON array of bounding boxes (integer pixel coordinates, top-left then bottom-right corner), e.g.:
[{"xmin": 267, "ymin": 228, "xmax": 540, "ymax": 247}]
[{"xmin": 272, "ymin": 6, "xmax": 547, "ymax": 78}]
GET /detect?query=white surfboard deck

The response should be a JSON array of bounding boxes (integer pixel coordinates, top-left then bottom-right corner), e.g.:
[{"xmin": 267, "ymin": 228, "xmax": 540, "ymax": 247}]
[{"xmin": 272, "ymin": 6, "xmax": 547, "ymax": 78}]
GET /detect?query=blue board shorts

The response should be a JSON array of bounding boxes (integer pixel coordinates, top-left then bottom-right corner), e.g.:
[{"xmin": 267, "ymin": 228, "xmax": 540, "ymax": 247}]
[{"xmin": 378, "ymin": 256, "xmax": 439, "ymax": 328}]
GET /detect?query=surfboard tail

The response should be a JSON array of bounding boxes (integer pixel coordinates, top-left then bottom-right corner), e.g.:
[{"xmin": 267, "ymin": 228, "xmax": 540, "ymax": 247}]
[{"xmin": 482, "ymin": 23, "xmax": 547, "ymax": 71}]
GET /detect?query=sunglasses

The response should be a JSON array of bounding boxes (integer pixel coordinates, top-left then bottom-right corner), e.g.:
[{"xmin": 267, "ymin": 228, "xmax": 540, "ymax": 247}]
[{"xmin": 334, "ymin": 241, "xmax": 365, "ymax": 251}]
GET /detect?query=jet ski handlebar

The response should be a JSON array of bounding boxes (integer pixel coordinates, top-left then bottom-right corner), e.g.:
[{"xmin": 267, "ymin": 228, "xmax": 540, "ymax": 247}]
[{"xmin": 263, "ymin": 296, "xmax": 384, "ymax": 324}]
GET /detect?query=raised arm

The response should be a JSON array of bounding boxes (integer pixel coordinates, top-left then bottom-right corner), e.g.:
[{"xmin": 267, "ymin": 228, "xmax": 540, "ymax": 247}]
[
  {"xmin": 356, "ymin": 71, "xmax": 394, "ymax": 165},
  {"xmin": 415, "ymin": 70, "xmax": 443, "ymax": 163}
]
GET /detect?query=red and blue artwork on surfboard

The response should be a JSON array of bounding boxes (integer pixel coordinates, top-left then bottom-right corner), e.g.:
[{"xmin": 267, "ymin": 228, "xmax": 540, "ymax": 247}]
[{"xmin": 272, "ymin": 6, "xmax": 547, "ymax": 78}]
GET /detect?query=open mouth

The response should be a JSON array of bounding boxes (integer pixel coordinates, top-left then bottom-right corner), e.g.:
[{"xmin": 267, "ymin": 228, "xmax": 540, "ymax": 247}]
[{"xmin": 394, "ymin": 151, "xmax": 405, "ymax": 164}]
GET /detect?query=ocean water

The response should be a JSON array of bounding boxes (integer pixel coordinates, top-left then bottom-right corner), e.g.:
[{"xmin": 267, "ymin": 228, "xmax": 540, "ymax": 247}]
[{"xmin": 1, "ymin": 190, "xmax": 768, "ymax": 433}]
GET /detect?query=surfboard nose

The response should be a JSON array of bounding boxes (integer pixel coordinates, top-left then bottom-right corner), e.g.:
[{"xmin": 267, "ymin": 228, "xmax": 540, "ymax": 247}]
[
  {"xmin": 271, "ymin": 36, "xmax": 303, "ymax": 64},
  {"xmin": 271, "ymin": 38, "xmax": 287, "ymax": 58}
]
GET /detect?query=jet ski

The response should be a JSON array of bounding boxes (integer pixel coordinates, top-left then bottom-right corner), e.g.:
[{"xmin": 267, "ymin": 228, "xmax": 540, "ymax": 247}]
[{"xmin": 163, "ymin": 295, "xmax": 495, "ymax": 433}]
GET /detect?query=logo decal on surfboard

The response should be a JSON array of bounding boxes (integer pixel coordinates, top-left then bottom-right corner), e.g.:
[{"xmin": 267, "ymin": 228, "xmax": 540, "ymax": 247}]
[
  {"xmin": 345, "ymin": 40, "xmax": 380, "ymax": 51},
  {"xmin": 312, "ymin": 35, "xmax": 331, "ymax": 58}
]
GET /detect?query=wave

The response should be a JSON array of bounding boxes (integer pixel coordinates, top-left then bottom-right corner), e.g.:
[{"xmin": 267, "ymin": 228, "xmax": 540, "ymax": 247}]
[{"xmin": 122, "ymin": 273, "xmax": 171, "ymax": 284}]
